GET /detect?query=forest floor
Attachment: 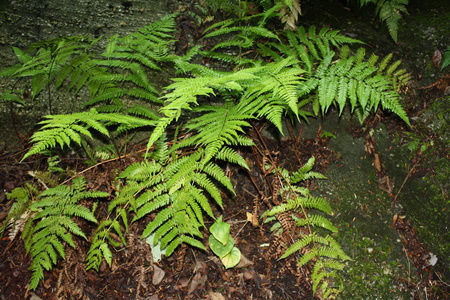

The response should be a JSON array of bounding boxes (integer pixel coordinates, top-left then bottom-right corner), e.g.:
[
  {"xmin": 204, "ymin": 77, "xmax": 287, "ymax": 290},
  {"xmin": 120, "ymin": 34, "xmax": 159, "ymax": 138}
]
[
  {"xmin": 1, "ymin": 85, "xmax": 449, "ymax": 299},
  {"xmin": 1, "ymin": 1, "xmax": 450, "ymax": 299}
]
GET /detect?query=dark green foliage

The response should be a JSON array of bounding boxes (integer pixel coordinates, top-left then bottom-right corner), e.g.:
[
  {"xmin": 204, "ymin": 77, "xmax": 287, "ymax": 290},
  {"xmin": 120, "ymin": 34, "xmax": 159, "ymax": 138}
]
[
  {"xmin": 22, "ymin": 108, "xmax": 157, "ymax": 161},
  {"xmin": 441, "ymin": 46, "xmax": 450, "ymax": 70},
  {"xmin": 0, "ymin": 89, "xmax": 26, "ymax": 105},
  {"xmin": 0, "ymin": 36, "xmax": 102, "ymax": 100},
  {"xmin": 99, "ymin": 138, "xmax": 235, "ymax": 260},
  {"xmin": 0, "ymin": 183, "xmax": 39, "ymax": 241},
  {"xmin": 86, "ymin": 14, "xmax": 176, "ymax": 110},
  {"xmin": 360, "ymin": 0, "xmax": 409, "ymax": 42}
]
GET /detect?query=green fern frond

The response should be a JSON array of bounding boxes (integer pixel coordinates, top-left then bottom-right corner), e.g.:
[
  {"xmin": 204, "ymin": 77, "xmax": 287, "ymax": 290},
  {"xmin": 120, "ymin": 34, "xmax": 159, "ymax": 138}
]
[
  {"xmin": 0, "ymin": 183, "xmax": 39, "ymax": 240},
  {"xmin": 9, "ymin": 177, "xmax": 107, "ymax": 290},
  {"xmin": 215, "ymin": 146, "xmax": 249, "ymax": 169},
  {"xmin": 262, "ymin": 157, "xmax": 348, "ymax": 298},
  {"xmin": 176, "ymin": 103, "xmax": 254, "ymax": 164},
  {"xmin": 22, "ymin": 109, "xmax": 151, "ymax": 160},
  {"xmin": 147, "ymin": 69, "xmax": 258, "ymax": 149},
  {"xmin": 376, "ymin": 0, "xmax": 409, "ymax": 42},
  {"xmin": 115, "ymin": 139, "xmax": 232, "ymax": 257},
  {"xmin": 256, "ymin": 23, "xmax": 410, "ymax": 125},
  {"xmin": 299, "ymin": 214, "xmax": 338, "ymax": 233},
  {"xmin": 300, "ymin": 196, "xmax": 333, "ymax": 215},
  {"xmin": 86, "ymin": 219, "xmax": 115, "ymax": 271},
  {"xmin": 290, "ymin": 157, "xmax": 327, "ymax": 183},
  {"xmin": 4, "ymin": 36, "xmax": 101, "ymax": 100}
]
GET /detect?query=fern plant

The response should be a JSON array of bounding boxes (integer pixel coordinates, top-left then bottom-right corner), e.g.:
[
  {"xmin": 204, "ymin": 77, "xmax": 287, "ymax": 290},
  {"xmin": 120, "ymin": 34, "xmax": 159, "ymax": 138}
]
[
  {"xmin": 0, "ymin": 36, "xmax": 103, "ymax": 112},
  {"xmin": 262, "ymin": 157, "xmax": 350, "ymax": 299},
  {"xmin": 0, "ymin": 7, "xmax": 413, "ymax": 296},
  {"xmin": 359, "ymin": 0, "xmax": 409, "ymax": 42},
  {"xmin": 22, "ymin": 108, "xmax": 157, "ymax": 161},
  {"xmin": 0, "ymin": 183, "xmax": 39, "ymax": 241},
  {"xmin": 258, "ymin": 25, "xmax": 411, "ymax": 125},
  {"xmin": 2, "ymin": 177, "xmax": 108, "ymax": 290},
  {"xmin": 85, "ymin": 14, "xmax": 176, "ymax": 116},
  {"xmin": 201, "ymin": 4, "xmax": 282, "ymax": 67},
  {"xmin": 85, "ymin": 135, "xmax": 237, "ymax": 270}
]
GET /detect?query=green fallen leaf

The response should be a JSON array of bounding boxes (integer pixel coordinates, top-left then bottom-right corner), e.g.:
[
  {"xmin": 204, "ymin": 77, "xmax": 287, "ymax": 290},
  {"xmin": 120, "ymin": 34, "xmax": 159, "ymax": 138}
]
[
  {"xmin": 221, "ymin": 247, "xmax": 241, "ymax": 269},
  {"xmin": 209, "ymin": 234, "xmax": 235, "ymax": 258},
  {"xmin": 210, "ymin": 216, "xmax": 230, "ymax": 245}
]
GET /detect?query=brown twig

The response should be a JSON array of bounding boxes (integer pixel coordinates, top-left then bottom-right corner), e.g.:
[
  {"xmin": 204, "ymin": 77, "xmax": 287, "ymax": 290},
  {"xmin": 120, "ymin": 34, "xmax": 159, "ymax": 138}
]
[{"xmin": 393, "ymin": 160, "xmax": 420, "ymax": 202}]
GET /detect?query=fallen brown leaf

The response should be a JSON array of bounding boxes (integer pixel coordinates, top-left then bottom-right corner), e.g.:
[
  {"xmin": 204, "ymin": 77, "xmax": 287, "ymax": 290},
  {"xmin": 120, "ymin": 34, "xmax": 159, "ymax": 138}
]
[
  {"xmin": 208, "ymin": 291, "xmax": 226, "ymax": 300},
  {"xmin": 152, "ymin": 265, "xmax": 165, "ymax": 285}
]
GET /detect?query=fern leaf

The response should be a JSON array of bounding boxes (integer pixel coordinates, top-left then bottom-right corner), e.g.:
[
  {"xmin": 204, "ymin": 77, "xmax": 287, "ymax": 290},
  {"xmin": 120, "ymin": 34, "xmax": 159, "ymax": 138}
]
[
  {"xmin": 189, "ymin": 186, "xmax": 214, "ymax": 220},
  {"xmin": 142, "ymin": 207, "xmax": 173, "ymax": 238},
  {"xmin": 181, "ymin": 234, "xmax": 207, "ymax": 251},
  {"xmin": 152, "ymin": 218, "xmax": 175, "ymax": 245},
  {"xmin": 100, "ymin": 243, "xmax": 112, "ymax": 266},
  {"xmin": 307, "ymin": 214, "xmax": 338, "ymax": 232},
  {"xmin": 134, "ymin": 194, "xmax": 170, "ymax": 221},
  {"xmin": 215, "ymin": 146, "xmax": 249, "ymax": 169},
  {"xmin": 160, "ymin": 228, "xmax": 179, "ymax": 249},
  {"xmin": 165, "ymin": 238, "xmax": 182, "ymax": 257},
  {"xmin": 193, "ymin": 172, "xmax": 223, "ymax": 207}
]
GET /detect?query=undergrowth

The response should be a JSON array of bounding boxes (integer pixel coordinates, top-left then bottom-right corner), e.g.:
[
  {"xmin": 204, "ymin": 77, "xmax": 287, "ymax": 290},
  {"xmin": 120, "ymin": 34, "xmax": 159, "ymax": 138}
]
[{"xmin": 0, "ymin": 2, "xmax": 411, "ymax": 298}]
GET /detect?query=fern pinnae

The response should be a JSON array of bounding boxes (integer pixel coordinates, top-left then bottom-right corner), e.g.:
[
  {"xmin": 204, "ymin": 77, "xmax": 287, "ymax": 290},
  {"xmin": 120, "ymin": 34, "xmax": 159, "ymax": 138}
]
[
  {"xmin": 16, "ymin": 176, "xmax": 108, "ymax": 289},
  {"xmin": 192, "ymin": 172, "xmax": 224, "ymax": 207},
  {"xmin": 132, "ymin": 194, "xmax": 171, "ymax": 222},
  {"xmin": 301, "ymin": 196, "xmax": 333, "ymax": 215},
  {"xmin": 307, "ymin": 214, "xmax": 338, "ymax": 233},
  {"xmin": 141, "ymin": 207, "xmax": 173, "ymax": 239},
  {"xmin": 188, "ymin": 186, "xmax": 214, "ymax": 220},
  {"xmin": 263, "ymin": 158, "xmax": 348, "ymax": 298},
  {"xmin": 160, "ymin": 227, "xmax": 179, "ymax": 249},
  {"xmin": 202, "ymin": 161, "xmax": 234, "ymax": 192},
  {"xmin": 152, "ymin": 218, "xmax": 176, "ymax": 245},
  {"xmin": 215, "ymin": 146, "xmax": 249, "ymax": 169},
  {"xmin": 279, "ymin": 234, "xmax": 315, "ymax": 260}
]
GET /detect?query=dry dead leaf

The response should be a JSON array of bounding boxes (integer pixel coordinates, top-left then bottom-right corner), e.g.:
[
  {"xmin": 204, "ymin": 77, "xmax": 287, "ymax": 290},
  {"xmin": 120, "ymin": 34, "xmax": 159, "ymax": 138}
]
[
  {"xmin": 246, "ymin": 212, "xmax": 259, "ymax": 227},
  {"xmin": 433, "ymin": 49, "xmax": 442, "ymax": 68},
  {"xmin": 243, "ymin": 269, "xmax": 254, "ymax": 280},
  {"xmin": 393, "ymin": 213, "xmax": 398, "ymax": 226},
  {"xmin": 373, "ymin": 153, "xmax": 382, "ymax": 172},
  {"xmin": 188, "ymin": 273, "xmax": 207, "ymax": 294},
  {"xmin": 29, "ymin": 292, "xmax": 43, "ymax": 300},
  {"xmin": 234, "ymin": 253, "xmax": 253, "ymax": 268},
  {"xmin": 152, "ymin": 265, "xmax": 165, "ymax": 285},
  {"xmin": 208, "ymin": 291, "xmax": 226, "ymax": 300}
]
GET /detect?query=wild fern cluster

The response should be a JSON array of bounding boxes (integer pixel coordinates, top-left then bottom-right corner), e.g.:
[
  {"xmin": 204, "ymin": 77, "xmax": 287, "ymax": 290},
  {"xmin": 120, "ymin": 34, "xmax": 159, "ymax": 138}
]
[
  {"xmin": 1, "ymin": 4, "xmax": 411, "ymax": 297},
  {"xmin": 1, "ymin": 177, "xmax": 107, "ymax": 290},
  {"xmin": 262, "ymin": 157, "xmax": 349, "ymax": 298}
]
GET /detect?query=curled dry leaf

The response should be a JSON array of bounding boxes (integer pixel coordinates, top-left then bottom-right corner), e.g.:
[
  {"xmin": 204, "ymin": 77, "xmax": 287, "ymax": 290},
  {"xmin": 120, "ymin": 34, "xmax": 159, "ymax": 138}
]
[
  {"xmin": 393, "ymin": 213, "xmax": 398, "ymax": 226},
  {"xmin": 373, "ymin": 153, "xmax": 382, "ymax": 173},
  {"xmin": 246, "ymin": 212, "xmax": 259, "ymax": 227},
  {"xmin": 433, "ymin": 49, "xmax": 442, "ymax": 68},
  {"xmin": 29, "ymin": 292, "xmax": 43, "ymax": 300}
]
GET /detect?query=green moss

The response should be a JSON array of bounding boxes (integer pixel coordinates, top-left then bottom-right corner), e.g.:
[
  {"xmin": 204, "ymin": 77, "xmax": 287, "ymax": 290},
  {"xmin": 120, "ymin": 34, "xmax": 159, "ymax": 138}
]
[{"xmin": 312, "ymin": 128, "xmax": 417, "ymax": 298}]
